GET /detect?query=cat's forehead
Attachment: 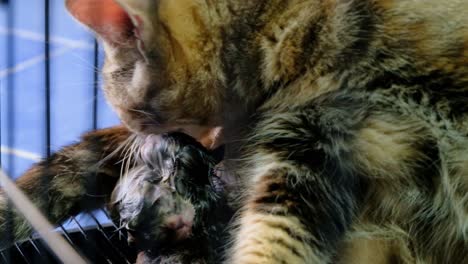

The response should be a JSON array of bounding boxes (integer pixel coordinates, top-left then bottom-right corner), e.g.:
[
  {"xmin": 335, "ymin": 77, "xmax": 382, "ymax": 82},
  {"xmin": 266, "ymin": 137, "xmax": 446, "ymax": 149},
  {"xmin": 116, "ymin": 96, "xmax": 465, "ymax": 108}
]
[{"xmin": 67, "ymin": 0, "xmax": 225, "ymax": 140}]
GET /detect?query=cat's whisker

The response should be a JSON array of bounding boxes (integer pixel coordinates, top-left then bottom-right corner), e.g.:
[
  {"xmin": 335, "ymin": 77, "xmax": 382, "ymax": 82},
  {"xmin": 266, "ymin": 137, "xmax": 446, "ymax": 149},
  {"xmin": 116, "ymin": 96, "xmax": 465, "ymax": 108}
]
[
  {"xmin": 99, "ymin": 133, "xmax": 135, "ymax": 168},
  {"xmin": 114, "ymin": 224, "xmax": 127, "ymax": 233},
  {"xmin": 120, "ymin": 141, "xmax": 134, "ymax": 179},
  {"xmin": 120, "ymin": 135, "xmax": 144, "ymax": 180},
  {"xmin": 67, "ymin": 51, "xmax": 102, "ymax": 73},
  {"xmin": 56, "ymin": 81, "xmax": 102, "ymax": 86},
  {"xmin": 83, "ymin": 193, "xmax": 107, "ymax": 198},
  {"xmin": 125, "ymin": 140, "xmax": 138, "ymax": 177},
  {"xmin": 128, "ymin": 108, "xmax": 160, "ymax": 124}
]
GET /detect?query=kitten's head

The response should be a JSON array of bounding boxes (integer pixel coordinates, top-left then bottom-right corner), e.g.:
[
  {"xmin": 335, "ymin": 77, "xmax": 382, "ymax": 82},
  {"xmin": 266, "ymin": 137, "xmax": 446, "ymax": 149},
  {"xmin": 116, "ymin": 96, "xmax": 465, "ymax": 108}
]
[
  {"xmin": 110, "ymin": 132, "xmax": 225, "ymax": 250},
  {"xmin": 66, "ymin": 0, "xmax": 226, "ymax": 143}
]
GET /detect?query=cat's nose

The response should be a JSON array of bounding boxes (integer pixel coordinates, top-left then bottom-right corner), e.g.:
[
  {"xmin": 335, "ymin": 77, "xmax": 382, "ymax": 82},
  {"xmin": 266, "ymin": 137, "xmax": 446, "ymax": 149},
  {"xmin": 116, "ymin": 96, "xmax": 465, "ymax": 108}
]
[{"xmin": 164, "ymin": 215, "xmax": 193, "ymax": 241}]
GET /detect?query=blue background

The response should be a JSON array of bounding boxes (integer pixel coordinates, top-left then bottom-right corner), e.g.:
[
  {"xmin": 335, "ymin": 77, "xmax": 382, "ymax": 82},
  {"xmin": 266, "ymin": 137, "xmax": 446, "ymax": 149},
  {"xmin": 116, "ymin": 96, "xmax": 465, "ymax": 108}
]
[{"xmin": 0, "ymin": 0, "xmax": 120, "ymax": 179}]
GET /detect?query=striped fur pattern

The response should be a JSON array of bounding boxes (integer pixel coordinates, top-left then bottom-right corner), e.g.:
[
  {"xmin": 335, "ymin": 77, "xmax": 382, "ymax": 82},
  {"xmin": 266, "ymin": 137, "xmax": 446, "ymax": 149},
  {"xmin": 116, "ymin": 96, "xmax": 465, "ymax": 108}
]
[{"xmin": 1, "ymin": 0, "xmax": 467, "ymax": 263}]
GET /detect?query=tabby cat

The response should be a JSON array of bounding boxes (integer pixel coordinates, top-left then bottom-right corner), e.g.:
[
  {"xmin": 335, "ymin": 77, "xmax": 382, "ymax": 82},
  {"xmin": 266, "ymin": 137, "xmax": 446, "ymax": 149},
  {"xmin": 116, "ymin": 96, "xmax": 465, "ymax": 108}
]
[{"xmin": 1, "ymin": 0, "xmax": 468, "ymax": 263}]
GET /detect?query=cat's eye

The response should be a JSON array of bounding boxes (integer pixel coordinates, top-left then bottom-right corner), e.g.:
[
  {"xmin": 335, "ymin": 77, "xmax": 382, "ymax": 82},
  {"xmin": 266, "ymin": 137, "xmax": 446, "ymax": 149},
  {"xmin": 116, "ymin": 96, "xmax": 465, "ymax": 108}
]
[
  {"xmin": 146, "ymin": 161, "xmax": 158, "ymax": 172},
  {"xmin": 146, "ymin": 175, "xmax": 162, "ymax": 184}
]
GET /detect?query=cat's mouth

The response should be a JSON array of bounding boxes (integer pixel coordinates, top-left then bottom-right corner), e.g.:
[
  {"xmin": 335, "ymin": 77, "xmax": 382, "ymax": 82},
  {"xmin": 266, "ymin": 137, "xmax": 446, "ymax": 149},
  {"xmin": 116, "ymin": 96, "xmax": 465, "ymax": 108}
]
[
  {"xmin": 140, "ymin": 124, "xmax": 223, "ymax": 150},
  {"xmin": 117, "ymin": 107, "xmax": 223, "ymax": 149}
]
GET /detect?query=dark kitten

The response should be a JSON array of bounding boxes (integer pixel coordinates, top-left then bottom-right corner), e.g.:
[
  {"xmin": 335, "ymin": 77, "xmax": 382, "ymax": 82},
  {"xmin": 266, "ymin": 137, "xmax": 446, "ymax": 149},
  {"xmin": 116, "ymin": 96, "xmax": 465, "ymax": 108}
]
[{"xmin": 110, "ymin": 132, "xmax": 232, "ymax": 264}]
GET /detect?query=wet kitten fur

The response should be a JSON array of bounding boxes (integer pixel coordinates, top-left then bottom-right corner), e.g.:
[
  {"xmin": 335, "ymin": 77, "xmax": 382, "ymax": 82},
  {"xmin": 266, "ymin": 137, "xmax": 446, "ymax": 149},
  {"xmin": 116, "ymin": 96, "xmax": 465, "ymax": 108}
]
[
  {"xmin": 0, "ymin": 0, "xmax": 467, "ymax": 263},
  {"xmin": 111, "ymin": 132, "xmax": 231, "ymax": 264}
]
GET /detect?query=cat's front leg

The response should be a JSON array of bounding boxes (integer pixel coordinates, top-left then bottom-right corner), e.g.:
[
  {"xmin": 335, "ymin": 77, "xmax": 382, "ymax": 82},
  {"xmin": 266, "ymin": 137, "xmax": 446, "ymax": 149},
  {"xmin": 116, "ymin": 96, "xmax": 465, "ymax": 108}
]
[
  {"xmin": 227, "ymin": 108, "xmax": 366, "ymax": 263},
  {"xmin": 0, "ymin": 126, "xmax": 133, "ymax": 247},
  {"xmin": 227, "ymin": 93, "xmax": 429, "ymax": 263}
]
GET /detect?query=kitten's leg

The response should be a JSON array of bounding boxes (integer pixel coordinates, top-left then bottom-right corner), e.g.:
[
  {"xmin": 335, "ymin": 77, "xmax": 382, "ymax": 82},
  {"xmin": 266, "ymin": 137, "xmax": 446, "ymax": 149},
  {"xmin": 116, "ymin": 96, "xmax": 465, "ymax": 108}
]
[
  {"xmin": 0, "ymin": 126, "xmax": 132, "ymax": 246},
  {"xmin": 227, "ymin": 94, "xmax": 431, "ymax": 263}
]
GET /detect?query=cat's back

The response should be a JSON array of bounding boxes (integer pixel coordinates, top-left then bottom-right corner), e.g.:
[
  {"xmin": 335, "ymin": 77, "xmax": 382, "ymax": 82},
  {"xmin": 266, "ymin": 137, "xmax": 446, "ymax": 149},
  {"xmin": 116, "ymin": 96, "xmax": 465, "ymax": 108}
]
[
  {"xmin": 362, "ymin": 0, "xmax": 468, "ymax": 126},
  {"xmin": 252, "ymin": 0, "xmax": 468, "ymax": 110},
  {"xmin": 372, "ymin": 0, "xmax": 468, "ymax": 80}
]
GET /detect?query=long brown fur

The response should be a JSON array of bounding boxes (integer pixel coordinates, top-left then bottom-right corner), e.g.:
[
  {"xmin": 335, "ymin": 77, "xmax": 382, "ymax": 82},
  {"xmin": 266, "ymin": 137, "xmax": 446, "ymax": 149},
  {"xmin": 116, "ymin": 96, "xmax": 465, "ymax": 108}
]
[
  {"xmin": 0, "ymin": 126, "xmax": 133, "ymax": 247},
  {"xmin": 1, "ymin": 0, "xmax": 467, "ymax": 263}
]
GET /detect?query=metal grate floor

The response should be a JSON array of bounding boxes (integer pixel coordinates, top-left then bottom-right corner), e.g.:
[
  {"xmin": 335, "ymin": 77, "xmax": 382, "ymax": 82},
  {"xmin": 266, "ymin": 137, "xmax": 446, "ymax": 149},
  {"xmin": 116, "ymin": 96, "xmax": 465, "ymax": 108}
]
[{"xmin": 0, "ymin": 209, "xmax": 137, "ymax": 264}]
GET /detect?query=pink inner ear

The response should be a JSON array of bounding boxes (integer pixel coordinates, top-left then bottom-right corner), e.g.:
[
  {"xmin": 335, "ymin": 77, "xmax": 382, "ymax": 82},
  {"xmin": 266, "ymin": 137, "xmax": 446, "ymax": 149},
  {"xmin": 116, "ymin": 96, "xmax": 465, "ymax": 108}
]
[{"xmin": 66, "ymin": 0, "xmax": 134, "ymax": 45}]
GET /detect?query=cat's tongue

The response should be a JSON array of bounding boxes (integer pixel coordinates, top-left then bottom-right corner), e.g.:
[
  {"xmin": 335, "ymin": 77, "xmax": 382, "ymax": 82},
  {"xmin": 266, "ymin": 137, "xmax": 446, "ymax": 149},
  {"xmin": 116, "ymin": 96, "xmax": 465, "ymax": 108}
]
[{"xmin": 196, "ymin": 126, "xmax": 223, "ymax": 150}]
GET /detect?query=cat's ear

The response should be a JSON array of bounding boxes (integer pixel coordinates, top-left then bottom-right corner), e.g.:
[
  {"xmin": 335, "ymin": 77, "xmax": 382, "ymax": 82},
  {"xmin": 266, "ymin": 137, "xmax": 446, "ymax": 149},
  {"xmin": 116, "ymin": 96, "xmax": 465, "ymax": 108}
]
[
  {"xmin": 66, "ymin": 0, "xmax": 134, "ymax": 45},
  {"xmin": 113, "ymin": 0, "xmax": 157, "ymax": 49},
  {"xmin": 66, "ymin": 0, "xmax": 156, "ymax": 48}
]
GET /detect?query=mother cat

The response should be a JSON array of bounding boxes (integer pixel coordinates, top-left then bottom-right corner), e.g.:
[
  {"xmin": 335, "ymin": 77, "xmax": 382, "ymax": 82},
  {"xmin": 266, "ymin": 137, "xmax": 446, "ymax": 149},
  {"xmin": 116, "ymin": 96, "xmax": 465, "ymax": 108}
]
[{"xmin": 2, "ymin": 0, "xmax": 468, "ymax": 263}]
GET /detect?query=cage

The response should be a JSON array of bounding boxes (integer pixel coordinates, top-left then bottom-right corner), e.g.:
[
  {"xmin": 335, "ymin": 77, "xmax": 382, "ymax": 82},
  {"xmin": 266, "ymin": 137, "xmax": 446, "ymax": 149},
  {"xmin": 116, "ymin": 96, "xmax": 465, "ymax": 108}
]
[{"xmin": 0, "ymin": 0, "xmax": 137, "ymax": 263}]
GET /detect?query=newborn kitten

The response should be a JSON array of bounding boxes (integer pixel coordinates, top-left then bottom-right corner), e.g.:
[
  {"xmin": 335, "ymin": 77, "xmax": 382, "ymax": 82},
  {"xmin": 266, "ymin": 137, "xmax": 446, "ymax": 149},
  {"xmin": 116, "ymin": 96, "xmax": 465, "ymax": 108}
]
[{"xmin": 110, "ymin": 132, "xmax": 232, "ymax": 264}]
